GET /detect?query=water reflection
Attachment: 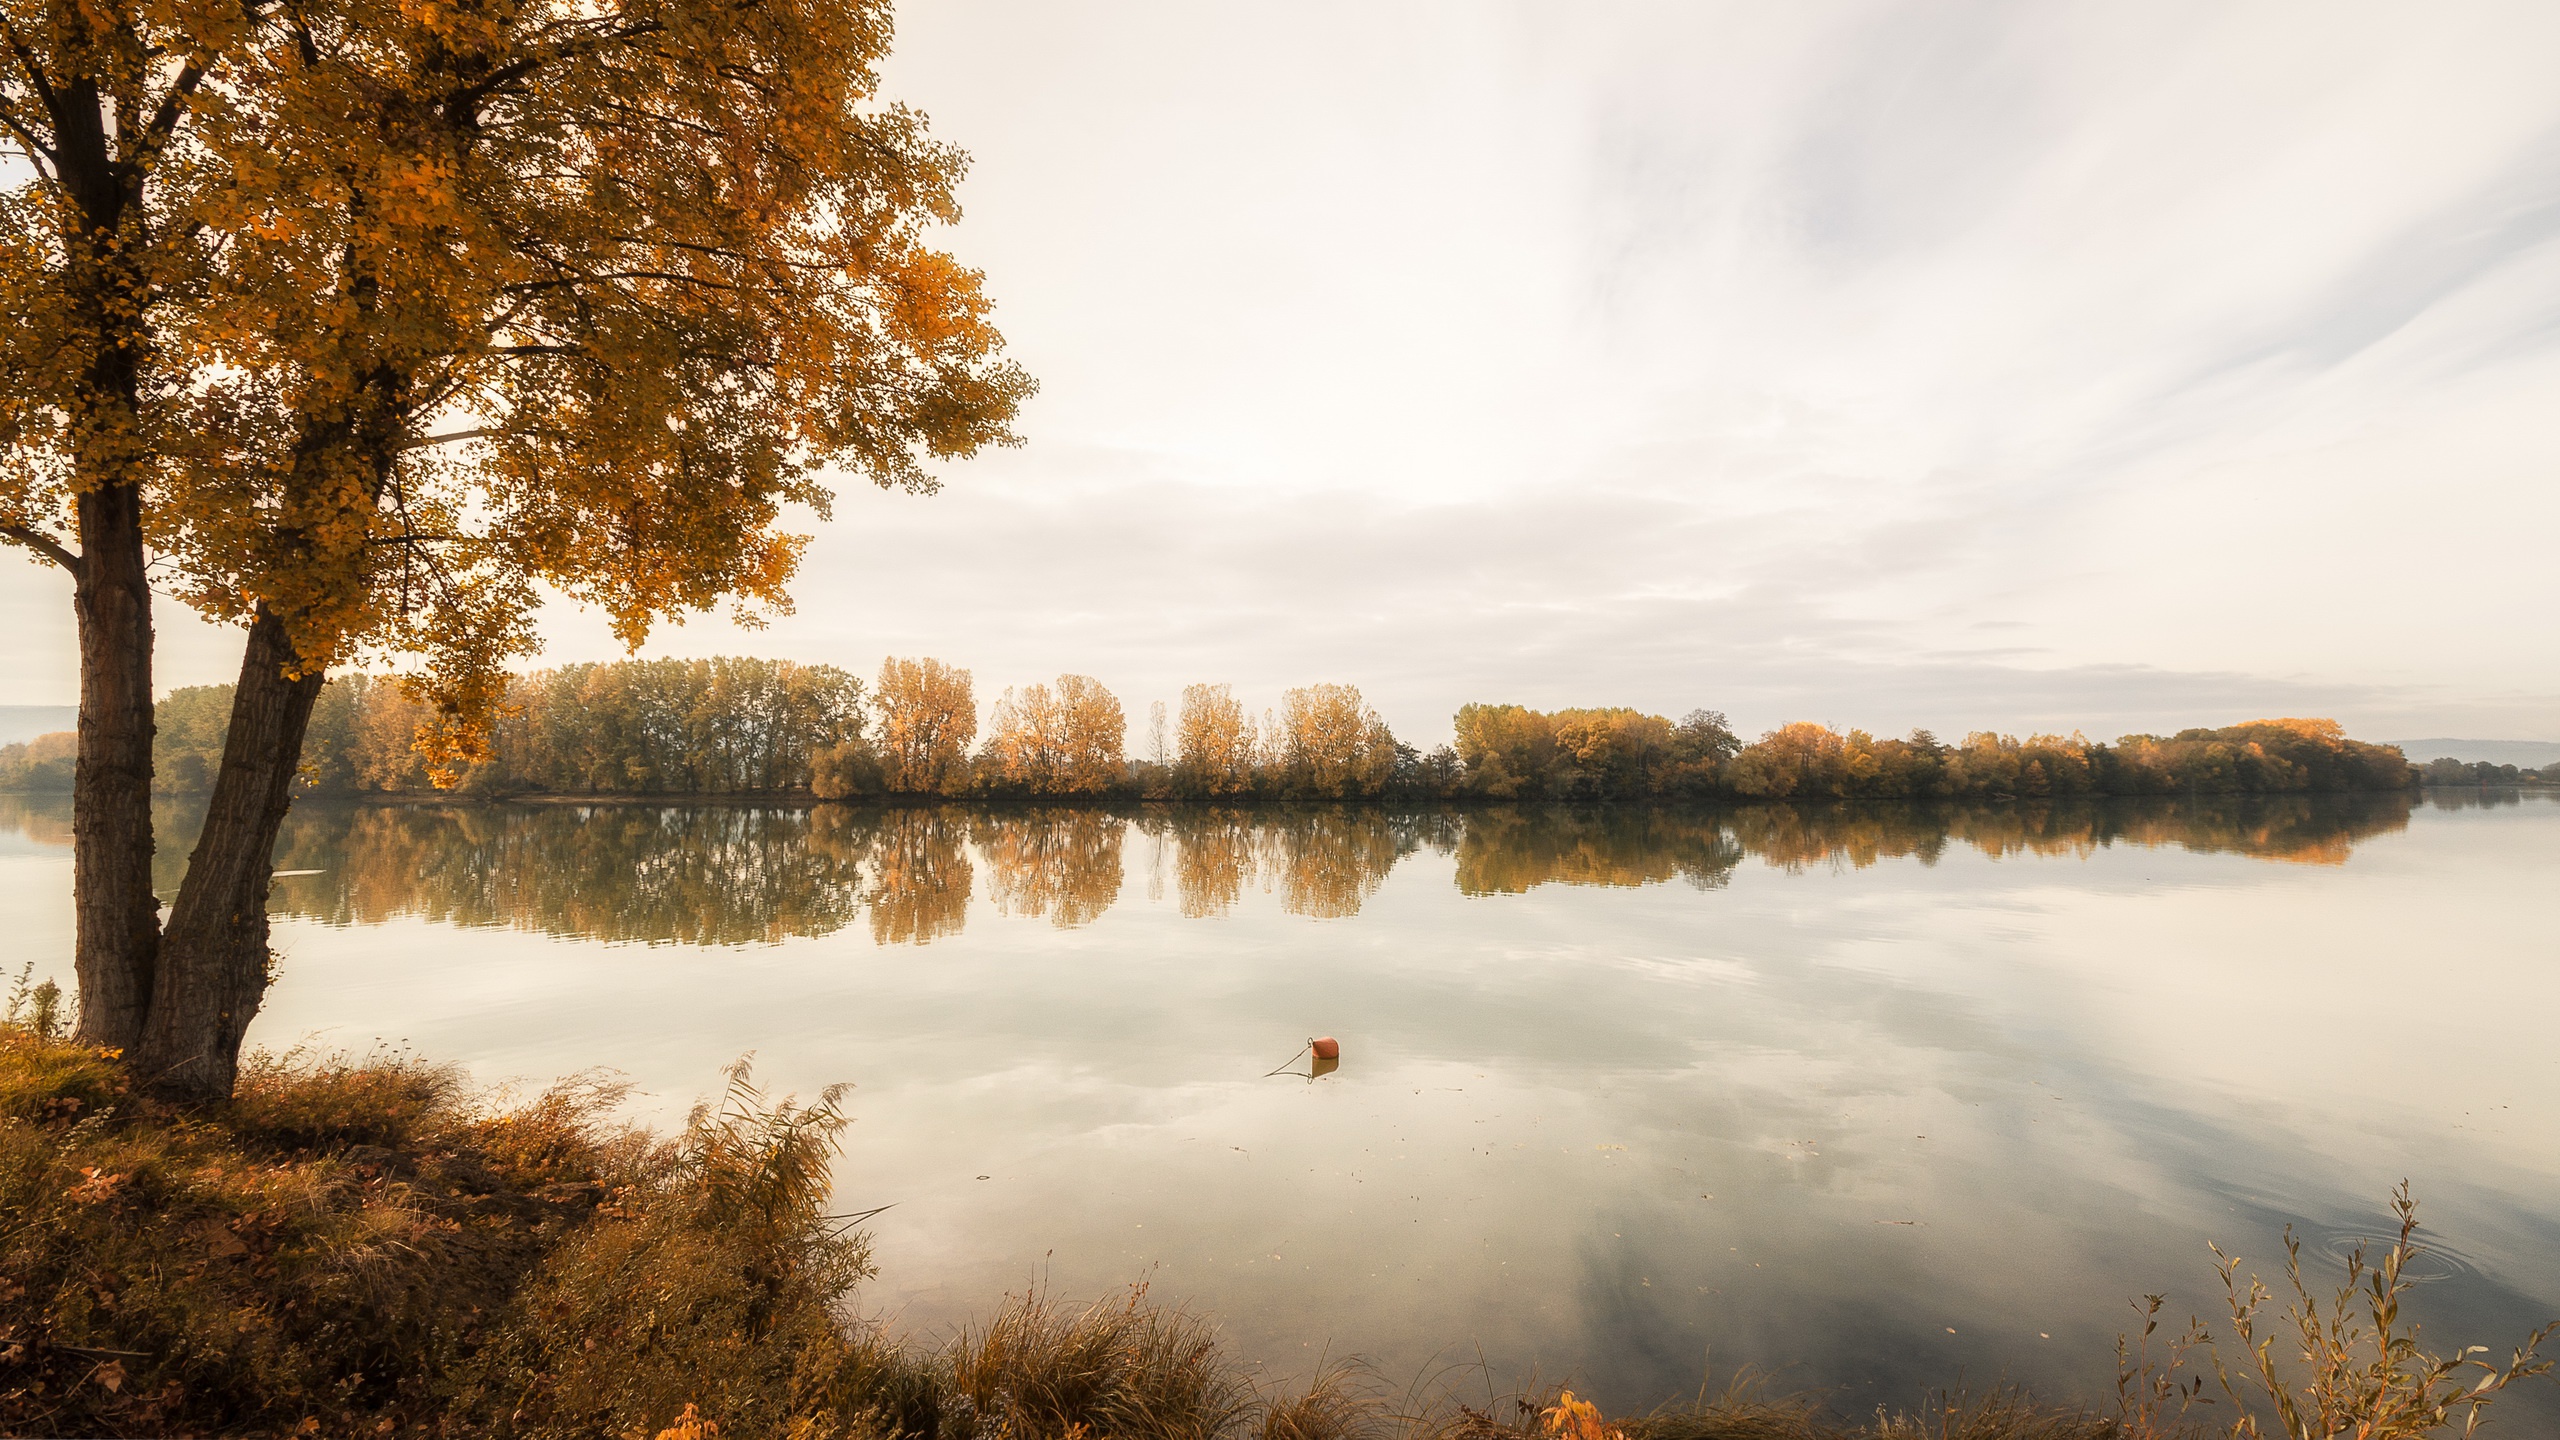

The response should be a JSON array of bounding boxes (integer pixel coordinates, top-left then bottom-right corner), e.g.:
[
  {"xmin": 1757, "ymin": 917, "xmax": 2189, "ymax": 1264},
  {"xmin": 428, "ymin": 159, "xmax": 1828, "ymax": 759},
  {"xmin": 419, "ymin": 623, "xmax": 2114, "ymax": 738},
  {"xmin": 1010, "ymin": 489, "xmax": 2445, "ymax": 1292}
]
[
  {"xmin": 1257, "ymin": 807, "xmax": 1426, "ymax": 918},
  {"xmin": 1457, "ymin": 807, "xmax": 1744, "ymax": 894},
  {"xmin": 0, "ymin": 793, "xmax": 73, "ymax": 851},
  {"xmin": 980, "ymin": 808, "xmax": 1123, "ymax": 928},
  {"xmin": 281, "ymin": 804, "xmax": 870, "ymax": 945},
  {"xmin": 1155, "ymin": 807, "xmax": 1255, "ymax": 918},
  {"xmin": 2420, "ymin": 785, "xmax": 2537, "ymax": 812},
  {"xmin": 0, "ymin": 790, "xmax": 2422, "ymax": 948},
  {"xmin": 853, "ymin": 809, "xmax": 973, "ymax": 945},
  {"xmin": 0, "ymin": 787, "xmax": 2551, "ymax": 1423},
  {"xmin": 1727, "ymin": 793, "xmax": 2413, "ymax": 871}
]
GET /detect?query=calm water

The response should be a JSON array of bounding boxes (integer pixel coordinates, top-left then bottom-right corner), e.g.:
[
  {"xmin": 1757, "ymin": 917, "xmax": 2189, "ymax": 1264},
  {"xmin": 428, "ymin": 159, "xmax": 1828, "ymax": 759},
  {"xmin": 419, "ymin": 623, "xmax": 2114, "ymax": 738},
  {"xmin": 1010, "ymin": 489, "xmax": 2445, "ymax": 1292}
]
[{"xmin": 4, "ymin": 791, "xmax": 2556, "ymax": 1419}]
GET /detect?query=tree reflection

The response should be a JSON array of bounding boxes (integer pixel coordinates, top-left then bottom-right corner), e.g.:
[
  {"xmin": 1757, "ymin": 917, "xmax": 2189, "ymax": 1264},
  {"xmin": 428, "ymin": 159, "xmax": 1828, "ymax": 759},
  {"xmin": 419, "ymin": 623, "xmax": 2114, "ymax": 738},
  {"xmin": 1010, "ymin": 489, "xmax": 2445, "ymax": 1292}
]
[
  {"xmin": 855, "ymin": 808, "xmax": 973, "ymax": 944},
  {"xmin": 1455, "ymin": 807, "xmax": 1745, "ymax": 895},
  {"xmin": 2421, "ymin": 787, "xmax": 2527, "ymax": 813},
  {"xmin": 975, "ymin": 808, "xmax": 1124, "ymax": 928},
  {"xmin": 0, "ymin": 793, "xmax": 73, "ymax": 849},
  {"xmin": 267, "ymin": 803, "xmax": 868, "ymax": 943},
  {"xmin": 1730, "ymin": 793, "xmax": 2413, "ymax": 873},
  {"xmin": 0, "ymin": 792, "xmax": 2425, "ymax": 947},
  {"xmin": 1458, "ymin": 793, "xmax": 2413, "ymax": 891},
  {"xmin": 1254, "ymin": 806, "xmax": 1415, "ymax": 918},
  {"xmin": 1944, "ymin": 793, "xmax": 2414, "ymax": 867},
  {"xmin": 1164, "ymin": 808, "xmax": 1255, "ymax": 918}
]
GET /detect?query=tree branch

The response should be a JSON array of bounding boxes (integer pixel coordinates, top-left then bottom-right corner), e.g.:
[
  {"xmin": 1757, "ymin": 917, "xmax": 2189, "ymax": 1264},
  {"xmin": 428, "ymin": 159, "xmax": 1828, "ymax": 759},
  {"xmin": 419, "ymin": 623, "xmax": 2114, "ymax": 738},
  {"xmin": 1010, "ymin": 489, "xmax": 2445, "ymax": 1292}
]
[
  {"xmin": 396, "ymin": 426, "xmax": 498, "ymax": 451},
  {"xmin": 441, "ymin": 17, "xmax": 661, "ymax": 115},
  {"xmin": 135, "ymin": 52, "xmax": 216, "ymax": 163},
  {"xmin": 0, "ymin": 102, "xmax": 59, "ymax": 173},
  {"xmin": 1, "ymin": 524, "xmax": 84, "ymax": 577},
  {"xmin": 0, "ymin": 23, "xmax": 65, "ymax": 153}
]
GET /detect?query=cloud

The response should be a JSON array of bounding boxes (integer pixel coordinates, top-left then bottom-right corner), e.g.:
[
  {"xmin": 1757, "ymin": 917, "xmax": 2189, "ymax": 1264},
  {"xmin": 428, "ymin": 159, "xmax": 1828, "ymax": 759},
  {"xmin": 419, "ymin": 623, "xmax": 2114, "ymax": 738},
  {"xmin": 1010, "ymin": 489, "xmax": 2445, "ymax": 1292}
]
[{"xmin": 3, "ymin": 1, "xmax": 2555, "ymax": 740}]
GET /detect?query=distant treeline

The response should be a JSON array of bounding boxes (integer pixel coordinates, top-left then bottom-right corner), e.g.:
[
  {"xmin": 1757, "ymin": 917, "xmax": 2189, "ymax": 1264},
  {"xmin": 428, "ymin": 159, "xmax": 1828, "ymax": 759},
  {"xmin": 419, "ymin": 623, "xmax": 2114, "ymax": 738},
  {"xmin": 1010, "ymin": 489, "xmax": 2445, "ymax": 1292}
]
[
  {"xmin": 2416, "ymin": 757, "xmax": 2558, "ymax": 788},
  {"xmin": 0, "ymin": 655, "xmax": 2464, "ymax": 801}
]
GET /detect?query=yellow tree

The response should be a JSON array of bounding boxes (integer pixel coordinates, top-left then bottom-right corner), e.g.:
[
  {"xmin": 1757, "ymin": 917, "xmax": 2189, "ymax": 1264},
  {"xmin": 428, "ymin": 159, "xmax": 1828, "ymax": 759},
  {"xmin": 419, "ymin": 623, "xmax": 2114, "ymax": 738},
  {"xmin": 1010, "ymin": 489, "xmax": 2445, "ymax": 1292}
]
[
  {"xmin": 7, "ymin": 0, "xmax": 1030, "ymax": 1095},
  {"xmin": 875, "ymin": 657, "xmax": 977, "ymax": 796},
  {"xmin": 983, "ymin": 680, "xmax": 1066, "ymax": 791},
  {"xmin": 1277, "ymin": 683, "xmax": 1393, "ymax": 798},
  {"xmin": 1051, "ymin": 674, "xmax": 1124, "ymax": 794},
  {"xmin": 0, "ymin": 0, "xmax": 276, "ymax": 1048},
  {"xmin": 1452, "ymin": 703, "xmax": 1556, "ymax": 798},
  {"xmin": 983, "ymin": 673, "xmax": 1122, "ymax": 794},
  {"xmin": 1176, "ymin": 682, "xmax": 1255, "ymax": 796},
  {"xmin": 1549, "ymin": 707, "xmax": 1674, "ymax": 798}
]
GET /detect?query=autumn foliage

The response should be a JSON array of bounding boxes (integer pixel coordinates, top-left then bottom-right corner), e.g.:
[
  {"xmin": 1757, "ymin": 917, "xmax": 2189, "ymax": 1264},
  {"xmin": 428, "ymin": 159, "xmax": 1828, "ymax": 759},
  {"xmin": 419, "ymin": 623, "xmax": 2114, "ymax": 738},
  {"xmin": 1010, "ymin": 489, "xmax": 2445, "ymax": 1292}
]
[
  {"xmin": 5, "ymin": 657, "xmax": 2434, "ymax": 806},
  {"xmin": 4, "ymin": 0, "xmax": 1031, "ymax": 726},
  {"xmin": 3, "ymin": 0, "xmax": 1032, "ymax": 1097}
]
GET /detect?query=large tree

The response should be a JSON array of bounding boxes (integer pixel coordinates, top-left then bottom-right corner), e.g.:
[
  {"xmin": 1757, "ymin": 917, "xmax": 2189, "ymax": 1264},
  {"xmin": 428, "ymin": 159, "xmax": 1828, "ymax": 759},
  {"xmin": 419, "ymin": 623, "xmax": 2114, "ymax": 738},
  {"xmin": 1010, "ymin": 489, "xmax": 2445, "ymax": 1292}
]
[
  {"xmin": 1, "ymin": 0, "xmax": 263, "ymax": 1051},
  {"xmin": 3, "ymin": 0, "xmax": 1030, "ymax": 1097}
]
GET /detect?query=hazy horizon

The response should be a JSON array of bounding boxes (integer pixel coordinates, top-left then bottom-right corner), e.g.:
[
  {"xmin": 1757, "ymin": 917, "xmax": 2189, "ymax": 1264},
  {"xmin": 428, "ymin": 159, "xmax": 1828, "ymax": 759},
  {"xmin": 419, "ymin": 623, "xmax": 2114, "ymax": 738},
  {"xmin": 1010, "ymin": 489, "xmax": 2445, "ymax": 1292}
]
[{"xmin": 5, "ymin": 2, "xmax": 2556, "ymax": 744}]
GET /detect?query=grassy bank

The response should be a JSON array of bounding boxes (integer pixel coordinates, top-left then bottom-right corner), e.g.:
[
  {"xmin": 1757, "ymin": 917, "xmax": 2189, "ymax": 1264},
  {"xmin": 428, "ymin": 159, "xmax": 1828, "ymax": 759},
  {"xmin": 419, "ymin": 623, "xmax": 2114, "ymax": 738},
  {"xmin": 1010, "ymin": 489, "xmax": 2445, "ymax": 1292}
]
[{"xmin": 2, "ymin": 1007, "xmax": 2547, "ymax": 1438}]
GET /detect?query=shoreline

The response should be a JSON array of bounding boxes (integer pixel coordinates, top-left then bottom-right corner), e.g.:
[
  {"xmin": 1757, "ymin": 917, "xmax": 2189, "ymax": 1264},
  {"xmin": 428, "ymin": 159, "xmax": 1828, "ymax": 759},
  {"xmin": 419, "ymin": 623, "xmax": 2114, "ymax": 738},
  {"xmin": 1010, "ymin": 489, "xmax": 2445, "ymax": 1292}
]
[{"xmin": 3, "ymin": 784, "xmax": 2480, "ymax": 809}]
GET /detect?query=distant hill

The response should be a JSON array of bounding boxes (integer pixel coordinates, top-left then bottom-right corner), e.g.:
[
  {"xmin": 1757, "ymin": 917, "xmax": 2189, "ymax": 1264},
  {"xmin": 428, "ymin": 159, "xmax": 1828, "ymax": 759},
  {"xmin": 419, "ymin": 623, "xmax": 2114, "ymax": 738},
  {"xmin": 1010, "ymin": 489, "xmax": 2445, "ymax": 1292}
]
[
  {"xmin": 2394, "ymin": 738, "xmax": 2560, "ymax": 767},
  {"xmin": 0, "ymin": 706, "xmax": 76, "ymax": 746}
]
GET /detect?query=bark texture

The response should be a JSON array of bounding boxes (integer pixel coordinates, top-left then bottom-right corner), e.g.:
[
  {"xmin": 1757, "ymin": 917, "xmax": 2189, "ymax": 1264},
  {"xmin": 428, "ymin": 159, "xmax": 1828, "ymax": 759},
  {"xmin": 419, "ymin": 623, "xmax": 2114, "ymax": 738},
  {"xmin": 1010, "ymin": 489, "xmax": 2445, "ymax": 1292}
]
[
  {"xmin": 130, "ymin": 610, "xmax": 325, "ymax": 1100},
  {"xmin": 56, "ymin": 66, "xmax": 166, "ymax": 1052},
  {"xmin": 69, "ymin": 479, "xmax": 160, "ymax": 1050}
]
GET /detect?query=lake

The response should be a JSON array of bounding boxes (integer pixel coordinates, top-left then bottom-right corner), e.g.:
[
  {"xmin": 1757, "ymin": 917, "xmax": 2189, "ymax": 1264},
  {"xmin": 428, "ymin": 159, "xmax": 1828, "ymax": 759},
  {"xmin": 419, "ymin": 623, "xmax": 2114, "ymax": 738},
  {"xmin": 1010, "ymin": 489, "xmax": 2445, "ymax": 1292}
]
[{"xmin": 3, "ymin": 790, "xmax": 2555, "ymax": 1421}]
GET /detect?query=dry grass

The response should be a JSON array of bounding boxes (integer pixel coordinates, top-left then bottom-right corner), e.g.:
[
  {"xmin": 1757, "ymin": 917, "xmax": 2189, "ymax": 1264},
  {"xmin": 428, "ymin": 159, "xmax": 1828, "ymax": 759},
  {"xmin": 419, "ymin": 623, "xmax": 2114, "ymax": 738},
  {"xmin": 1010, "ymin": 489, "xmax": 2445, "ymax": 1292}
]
[
  {"xmin": 1425, "ymin": 1381, "xmax": 2110, "ymax": 1440},
  {"xmin": 0, "ymin": 1025, "xmax": 638, "ymax": 1435},
  {"xmin": 1259, "ymin": 1361, "xmax": 1391, "ymax": 1440},
  {"xmin": 940, "ymin": 1286, "xmax": 1251, "ymax": 1440},
  {"xmin": 2110, "ymin": 1184, "xmax": 2554, "ymax": 1440}
]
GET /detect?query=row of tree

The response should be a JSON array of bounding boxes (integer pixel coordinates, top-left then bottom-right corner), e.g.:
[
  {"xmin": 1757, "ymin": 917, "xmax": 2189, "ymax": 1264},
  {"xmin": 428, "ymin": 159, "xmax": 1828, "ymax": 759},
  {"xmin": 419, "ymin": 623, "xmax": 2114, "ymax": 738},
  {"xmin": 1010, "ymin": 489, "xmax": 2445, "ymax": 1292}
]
[
  {"xmin": 2, "ymin": 658, "xmax": 2446, "ymax": 802},
  {"xmin": 2417, "ymin": 757, "xmax": 2559, "ymax": 788}
]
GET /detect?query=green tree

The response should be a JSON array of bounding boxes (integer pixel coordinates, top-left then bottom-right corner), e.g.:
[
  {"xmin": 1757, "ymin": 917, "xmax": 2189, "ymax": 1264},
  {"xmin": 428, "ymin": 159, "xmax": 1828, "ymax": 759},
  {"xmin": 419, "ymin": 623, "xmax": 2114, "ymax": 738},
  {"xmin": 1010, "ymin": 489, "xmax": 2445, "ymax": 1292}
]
[{"xmin": 150, "ymin": 686, "xmax": 233, "ymax": 795}]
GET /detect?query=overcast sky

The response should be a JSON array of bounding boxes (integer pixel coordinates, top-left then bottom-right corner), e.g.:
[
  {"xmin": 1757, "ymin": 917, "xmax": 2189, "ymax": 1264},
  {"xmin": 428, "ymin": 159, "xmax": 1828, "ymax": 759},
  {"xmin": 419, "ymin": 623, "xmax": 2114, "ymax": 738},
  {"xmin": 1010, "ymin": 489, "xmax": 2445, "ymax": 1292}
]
[{"xmin": 6, "ymin": 1, "xmax": 2558, "ymax": 743}]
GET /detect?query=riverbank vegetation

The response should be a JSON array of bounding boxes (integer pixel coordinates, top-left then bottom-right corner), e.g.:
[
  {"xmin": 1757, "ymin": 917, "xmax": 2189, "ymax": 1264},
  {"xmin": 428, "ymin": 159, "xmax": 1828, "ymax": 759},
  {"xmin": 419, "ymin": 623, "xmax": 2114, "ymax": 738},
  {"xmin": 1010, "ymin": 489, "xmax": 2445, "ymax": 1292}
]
[
  {"xmin": 0, "ymin": 659, "xmax": 2436, "ymax": 804},
  {"xmin": 3, "ymin": 1000, "xmax": 2548, "ymax": 1439},
  {"xmin": 2417, "ymin": 757, "xmax": 2560, "ymax": 788}
]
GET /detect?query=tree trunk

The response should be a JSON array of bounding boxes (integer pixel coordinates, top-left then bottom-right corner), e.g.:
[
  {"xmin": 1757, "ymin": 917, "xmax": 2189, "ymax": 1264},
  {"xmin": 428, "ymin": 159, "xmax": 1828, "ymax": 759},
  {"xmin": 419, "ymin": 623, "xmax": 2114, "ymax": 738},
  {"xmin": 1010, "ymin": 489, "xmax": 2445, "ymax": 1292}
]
[
  {"xmin": 58, "ymin": 81, "xmax": 164, "ymax": 1051},
  {"xmin": 68, "ymin": 477, "xmax": 161, "ymax": 1050},
  {"xmin": 129, "ymin": 608, "xmax": 325, "ymax": 1100}
]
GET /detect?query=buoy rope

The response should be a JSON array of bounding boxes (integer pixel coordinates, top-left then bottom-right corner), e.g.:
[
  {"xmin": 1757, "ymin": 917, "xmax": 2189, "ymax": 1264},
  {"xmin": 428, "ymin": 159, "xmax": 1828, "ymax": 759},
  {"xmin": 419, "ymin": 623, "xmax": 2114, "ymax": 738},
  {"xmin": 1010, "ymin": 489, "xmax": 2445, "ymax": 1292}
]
[{"xmin": 1262, "ymin": 1041, "xmax": 1312, "ymax": 1077}]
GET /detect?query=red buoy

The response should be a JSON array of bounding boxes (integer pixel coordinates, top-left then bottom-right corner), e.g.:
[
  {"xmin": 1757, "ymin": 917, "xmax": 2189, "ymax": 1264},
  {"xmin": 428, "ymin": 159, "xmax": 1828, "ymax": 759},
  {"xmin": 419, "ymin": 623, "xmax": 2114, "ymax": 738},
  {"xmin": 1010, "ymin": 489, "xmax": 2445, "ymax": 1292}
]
[{"xmin": 1310, "ymin": 1036, "xmax": 1340, "ymax": 1060}]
